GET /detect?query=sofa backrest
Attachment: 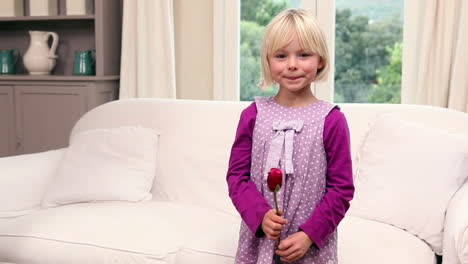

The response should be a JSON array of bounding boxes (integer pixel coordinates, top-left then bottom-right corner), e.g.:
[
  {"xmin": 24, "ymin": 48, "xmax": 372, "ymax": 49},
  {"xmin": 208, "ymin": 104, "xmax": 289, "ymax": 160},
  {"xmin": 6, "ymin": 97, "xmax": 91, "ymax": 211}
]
[{"xmin": 71, "ymin": 99, "xmax": 468, "ymax": 215}]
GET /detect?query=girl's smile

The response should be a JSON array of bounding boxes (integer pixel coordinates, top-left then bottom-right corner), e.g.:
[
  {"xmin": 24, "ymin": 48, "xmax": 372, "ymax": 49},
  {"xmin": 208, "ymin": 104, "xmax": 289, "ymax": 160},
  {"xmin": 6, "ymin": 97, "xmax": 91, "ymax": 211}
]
[{"xmin": 285, "ymin": 76, "xmax": 303, "ymax": 80}]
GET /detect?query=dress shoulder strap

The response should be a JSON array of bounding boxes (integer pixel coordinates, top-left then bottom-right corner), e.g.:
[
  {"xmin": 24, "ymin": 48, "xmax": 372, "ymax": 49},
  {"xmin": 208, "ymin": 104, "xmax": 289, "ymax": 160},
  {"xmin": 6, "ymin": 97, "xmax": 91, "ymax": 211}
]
[{"xmin": 253, "ymin": 96, "xmax": 272, "ymax": 115}]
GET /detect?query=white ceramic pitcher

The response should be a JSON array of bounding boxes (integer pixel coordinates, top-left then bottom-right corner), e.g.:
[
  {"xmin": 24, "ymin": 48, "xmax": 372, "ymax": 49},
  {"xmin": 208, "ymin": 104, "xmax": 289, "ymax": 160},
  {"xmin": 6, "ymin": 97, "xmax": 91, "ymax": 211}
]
[{"xmin": 23, "ymin": 31, "xmax": 59, "ymax": 75}]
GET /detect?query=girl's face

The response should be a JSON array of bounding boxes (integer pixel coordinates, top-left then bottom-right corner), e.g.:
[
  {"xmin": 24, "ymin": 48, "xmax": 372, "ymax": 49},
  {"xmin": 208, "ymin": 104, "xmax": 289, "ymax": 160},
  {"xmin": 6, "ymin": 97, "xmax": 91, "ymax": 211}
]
[{"xmin": 268, "ymin": 35, "xmax": 323, "ymax": 93}]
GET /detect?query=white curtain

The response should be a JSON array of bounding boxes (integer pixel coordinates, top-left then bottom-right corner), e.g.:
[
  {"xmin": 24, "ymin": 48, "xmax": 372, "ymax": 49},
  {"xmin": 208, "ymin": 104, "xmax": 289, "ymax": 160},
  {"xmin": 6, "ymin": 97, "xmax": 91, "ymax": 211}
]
[
  {"xmin": 402, "ymin": 0, "xmax": 468, "ymax": 112},
  {"xmin": 119, "ymin": 0, "xmax": 176, "ymax": 99}
]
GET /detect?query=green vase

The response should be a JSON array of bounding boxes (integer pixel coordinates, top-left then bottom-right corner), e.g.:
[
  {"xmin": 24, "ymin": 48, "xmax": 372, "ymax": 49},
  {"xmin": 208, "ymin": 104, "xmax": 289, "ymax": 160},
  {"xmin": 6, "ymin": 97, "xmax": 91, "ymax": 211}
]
[
  {"xmin": 73, "ymin": 49, "xmax": 95, "ymax": 75},
  {"xmin": 0, "ymin": 49, "xmax": 19, "ymax": 74}
]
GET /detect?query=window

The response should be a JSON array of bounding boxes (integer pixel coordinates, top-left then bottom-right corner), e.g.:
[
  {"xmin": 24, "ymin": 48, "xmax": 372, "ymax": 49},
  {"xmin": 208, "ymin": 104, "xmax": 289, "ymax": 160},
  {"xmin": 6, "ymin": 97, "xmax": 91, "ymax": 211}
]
[
  {"xmin": 238, "ymin": 0, "xmax": 404, "ymax": 103},
  {"xmin": 334, "ymin": 0, "xmax": 404, "ymax": 103}
]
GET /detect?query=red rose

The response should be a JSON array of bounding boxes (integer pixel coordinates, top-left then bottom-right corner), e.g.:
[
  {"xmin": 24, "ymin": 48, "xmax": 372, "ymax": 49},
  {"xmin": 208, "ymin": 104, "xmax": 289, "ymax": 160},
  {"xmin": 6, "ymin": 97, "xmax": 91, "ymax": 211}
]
[
  {"xmin": 267, "ymin": 167, "xmax": 284, "ymax": 263},
  {"xmin": 267, "ymin": 168, "xmax": 283, "ymax": 192}
]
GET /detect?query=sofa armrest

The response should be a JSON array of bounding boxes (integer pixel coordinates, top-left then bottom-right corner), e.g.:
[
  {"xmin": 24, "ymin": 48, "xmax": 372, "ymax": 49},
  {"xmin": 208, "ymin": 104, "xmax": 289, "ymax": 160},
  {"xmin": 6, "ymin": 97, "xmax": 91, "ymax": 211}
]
[
  {"xmin": 0, "ymin": 149, "xmax": 66, "ymax": 217},
  {"xmin": 443, "ymin": 182, "xmax": 468, "ymax": 264}
]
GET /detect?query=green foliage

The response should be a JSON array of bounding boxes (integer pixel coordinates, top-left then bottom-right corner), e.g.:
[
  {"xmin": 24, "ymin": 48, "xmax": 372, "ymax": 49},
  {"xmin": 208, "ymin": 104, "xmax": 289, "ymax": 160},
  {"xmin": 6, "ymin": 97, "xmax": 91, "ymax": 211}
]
[
  {"xmin": 240, "ymin": 21, "xmax": 278, "ymax": 101},
  {"xmin": 334, "ymin": 9, "xmax": 402, "ymax": 103},
  {"xmin": 241, "ymin": 0, "xmax": 289, "ymax": 26},
  {"xmin": 255, "ymin": 0, "xmax": 289, "ymax": 26},
  {"xmin": 240, "ymin": 0, "xmax": 289, "ymax": 101},
  {"xmin": 368, "ymin": 42, "xmax": 402, "ymax": 103},
  {"xmin": 334, "ymin": 10, "xmax": 371, "ymax": 103},
  {"xmin": 336, "ymin": 0, "xmax": 403, "ymax": 23}
]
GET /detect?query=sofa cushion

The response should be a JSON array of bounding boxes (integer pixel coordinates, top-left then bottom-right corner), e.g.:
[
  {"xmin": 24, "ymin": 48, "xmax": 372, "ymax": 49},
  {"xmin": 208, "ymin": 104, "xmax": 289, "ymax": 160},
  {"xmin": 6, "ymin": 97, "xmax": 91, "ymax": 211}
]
[
  {"xmin": 443, "ymin": 182, "xmax": 468, "ymax": 264},
  {"xmin": 0, "ymin": 149, "xmax": 65, "ymax": 218},
  {"xmin": 0, "ymin": 236, "xmax": 166, "ymax": 264},
  {"xmin": 460, "ymin": 228, "xmax": 468, "ymax": 264},
  {"xmin": 338, "ymin": 216, "xmax": 436, "ymax": 263},
  {"xmin": 42, "ymin": 126, "xmax": 159, "ymax": 207},
  {"xmin": 175, "ymin": 214, "xmax": 240, "ymax": 263},
  {"xmin": 349, "ymin": 114, "xmax": 468, "ymax": 254},
  {"xmin": 174, "ymin": 214, "xmax": 436, "ymax": 264},
  {"xmin": 0, "ymin": 201, "xmax": 236, "ymax": 264}
]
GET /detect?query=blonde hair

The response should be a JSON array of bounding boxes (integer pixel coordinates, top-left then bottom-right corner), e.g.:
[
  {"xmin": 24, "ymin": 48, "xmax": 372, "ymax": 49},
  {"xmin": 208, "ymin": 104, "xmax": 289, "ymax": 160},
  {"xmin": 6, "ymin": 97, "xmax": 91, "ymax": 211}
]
[{"xmin": 259, "ymin": 8, "xmax": 330, "ymax": 88}]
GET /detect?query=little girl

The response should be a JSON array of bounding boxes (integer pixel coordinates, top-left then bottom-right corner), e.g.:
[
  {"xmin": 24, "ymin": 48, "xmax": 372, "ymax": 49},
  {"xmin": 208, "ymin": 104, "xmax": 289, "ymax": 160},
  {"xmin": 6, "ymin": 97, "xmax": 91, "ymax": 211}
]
[{"xmin": 227, "ymin": 8, "xmax": 355, "ymax": 264}]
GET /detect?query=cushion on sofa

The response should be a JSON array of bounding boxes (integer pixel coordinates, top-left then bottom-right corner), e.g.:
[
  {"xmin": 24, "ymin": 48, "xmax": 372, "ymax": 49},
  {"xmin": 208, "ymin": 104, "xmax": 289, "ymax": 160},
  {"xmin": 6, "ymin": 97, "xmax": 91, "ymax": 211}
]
[
  {"xmin": 175, "ymin": 214, "xmax": 437, "ymax": 264},
  {"xmin": 42, "ymin": 126, "xmax": 159, "ymax": 207},
  {"xmin": 0, "ymin": 201, "xmax": 237, "ymax": 264},
  {"xmin": 0, "ymin": 236, "xmax": 165, "ymax": 264},
  {"xmin": 175, "ymin": 214, "xmax": 240, "ymax": 263},
  {"xmin": 349, "ymin": 114, "xmax": 468, "ymax": 254},
  {"xmin": 460, "ymin": 227, "xmax": 468, "ymax": 264},
  {"xmin": 0, "ymin": 149, "xmax": 65, "ymax": 218},
  {"xmin": 443, "ymin": 182, "xmax": 468, "ymax": 264},
  {"xmin": 338, "ymin": 216, "xmax": 437, "ymax": 264}
]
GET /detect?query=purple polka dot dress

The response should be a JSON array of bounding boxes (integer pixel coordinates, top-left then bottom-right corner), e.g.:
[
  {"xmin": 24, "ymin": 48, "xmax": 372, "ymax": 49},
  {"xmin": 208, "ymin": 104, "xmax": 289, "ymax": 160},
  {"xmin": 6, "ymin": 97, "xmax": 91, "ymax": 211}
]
[{"xmin": 235, "ymin": 96, "xmax": 338, "ymax": 264}]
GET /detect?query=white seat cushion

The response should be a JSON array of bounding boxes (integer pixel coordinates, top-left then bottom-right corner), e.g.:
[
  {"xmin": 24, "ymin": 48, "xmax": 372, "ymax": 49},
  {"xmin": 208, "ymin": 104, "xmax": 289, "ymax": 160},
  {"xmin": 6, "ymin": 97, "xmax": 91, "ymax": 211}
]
[
  {"xmin": 175, "ymin": 215, "xmax": 240, "ymax": 264},
  {"xmin": 338, "ymin": 216, "xmax": 437, "ymax": 264},
  {"xmin": 443, "ymin": 182, "xmax": 468, "ymax": 264},
  {"xmin": 0, "ymin": 201, "xmax": 234, "ymax": 264},
  {"xmin": 459, "ymin": 226, "xmax": 468, "ymax": 264},
  {"xmin": 177, "ymin": 214, "xmax": 437, "ymax": 264},
  {"xmin": 0, "ymin": 236, "xmax": 164, "ymax": 264}
]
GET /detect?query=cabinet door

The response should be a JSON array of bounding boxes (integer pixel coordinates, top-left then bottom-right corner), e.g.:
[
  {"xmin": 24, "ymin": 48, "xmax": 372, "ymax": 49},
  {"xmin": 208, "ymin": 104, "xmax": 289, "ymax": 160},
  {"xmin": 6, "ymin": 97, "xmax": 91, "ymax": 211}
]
[
  {"xmin": 87, "ymin": 81, "xmax": 119, "ymax": 110},
  {"xmin": 15, "ymin": 85, "xmax": 87, "ymax": 155},
  {"xmin": 0, "ymin": 86, "xmax": 16, "ymax": 157}
]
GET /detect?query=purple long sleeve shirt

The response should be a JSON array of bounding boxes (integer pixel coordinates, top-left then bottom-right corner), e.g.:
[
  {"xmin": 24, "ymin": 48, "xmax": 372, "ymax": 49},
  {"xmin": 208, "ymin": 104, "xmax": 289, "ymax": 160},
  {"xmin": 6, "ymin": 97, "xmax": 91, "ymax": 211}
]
[{"xmin": 227, "ymin": 102, "xmax": 354, "ymax": 248}]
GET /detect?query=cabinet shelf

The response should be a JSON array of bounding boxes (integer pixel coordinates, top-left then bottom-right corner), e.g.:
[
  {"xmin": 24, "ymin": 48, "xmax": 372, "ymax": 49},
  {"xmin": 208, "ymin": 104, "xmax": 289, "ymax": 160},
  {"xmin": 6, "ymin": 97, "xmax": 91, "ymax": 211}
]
[
  {"xmin": 0, "ymin": 0, "xmax": 122, "ymax": 77},
  {"xmin": 0, "ymin": 15, "xmax": 95, "ymax": 22},
  {"xmin": 0, "ymin": 0, "xmax": 122, "ymax": 157},
  {"xmin": 0, "ymin": 75, "xmax": 120, "ymax": 81}
]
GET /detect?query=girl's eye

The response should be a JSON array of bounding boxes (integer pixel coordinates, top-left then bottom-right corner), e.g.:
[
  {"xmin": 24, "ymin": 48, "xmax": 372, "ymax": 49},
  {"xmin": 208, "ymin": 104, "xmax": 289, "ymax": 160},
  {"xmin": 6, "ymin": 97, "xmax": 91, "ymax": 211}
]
[
  {"xmin": 275, "ymin": 54, "xmax": 286, "ymax": 59},
  {"xmin": 300, "ymin": 53, "xmax": 311, "ymax": 57}
]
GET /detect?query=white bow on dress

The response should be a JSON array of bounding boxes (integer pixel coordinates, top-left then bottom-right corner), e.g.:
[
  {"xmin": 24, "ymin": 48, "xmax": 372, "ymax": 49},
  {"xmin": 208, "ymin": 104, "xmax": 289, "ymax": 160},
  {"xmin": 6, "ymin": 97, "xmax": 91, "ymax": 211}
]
[{"xmin": 264, "ymin": 120, "xmax": 304, "ymax": 180}]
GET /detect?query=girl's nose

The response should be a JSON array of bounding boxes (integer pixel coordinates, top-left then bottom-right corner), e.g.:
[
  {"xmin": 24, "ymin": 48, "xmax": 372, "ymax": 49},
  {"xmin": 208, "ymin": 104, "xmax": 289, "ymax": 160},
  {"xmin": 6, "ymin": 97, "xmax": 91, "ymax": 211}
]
[{"xmin": 287, "ymin": 57, "xmax": 298, "ymax": 70}]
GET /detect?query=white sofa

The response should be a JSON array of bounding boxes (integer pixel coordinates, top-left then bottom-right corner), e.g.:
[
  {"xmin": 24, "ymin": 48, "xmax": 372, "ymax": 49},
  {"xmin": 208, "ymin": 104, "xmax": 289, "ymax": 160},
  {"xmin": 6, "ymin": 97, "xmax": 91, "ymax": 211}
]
[{"xmin": 0, "ymin": 98, "xmax": 467, "ymax": 264}]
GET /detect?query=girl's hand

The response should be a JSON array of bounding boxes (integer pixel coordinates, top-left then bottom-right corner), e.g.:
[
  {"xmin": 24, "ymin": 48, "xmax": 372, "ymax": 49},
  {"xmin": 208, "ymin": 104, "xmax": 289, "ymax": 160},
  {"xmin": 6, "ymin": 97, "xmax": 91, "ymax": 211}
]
[
  {"xmin": 261, "ymin": 209, "xmax": 288, "ymax": 240},
  {"xmin": 275, "ymin": 231, "xmax": 313, "ymax": 262}
]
